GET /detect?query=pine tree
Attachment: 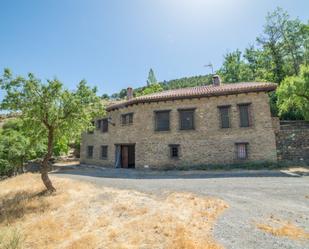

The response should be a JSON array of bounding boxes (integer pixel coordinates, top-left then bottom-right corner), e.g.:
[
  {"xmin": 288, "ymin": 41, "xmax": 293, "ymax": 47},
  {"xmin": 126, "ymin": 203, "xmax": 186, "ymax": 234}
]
[{"xmin": 147, "ymin": 68, "xmax": 157, "ymax": 86}]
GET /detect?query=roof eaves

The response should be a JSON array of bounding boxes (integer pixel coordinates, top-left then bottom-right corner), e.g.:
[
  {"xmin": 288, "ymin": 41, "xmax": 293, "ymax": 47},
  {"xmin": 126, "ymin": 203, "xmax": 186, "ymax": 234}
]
[{"xmin": 106, "ymin": 83, "xmax": 276, "ymax": 111}]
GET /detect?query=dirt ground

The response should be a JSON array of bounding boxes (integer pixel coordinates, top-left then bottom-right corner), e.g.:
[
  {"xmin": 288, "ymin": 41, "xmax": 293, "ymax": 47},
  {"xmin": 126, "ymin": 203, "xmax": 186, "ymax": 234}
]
[
  {"xmin": 0, "ymin": 174, "xmax": 228, "ymax": 249},
  {"xmin": 54, "ymin": 166, "xmax": 309, "ymax": 249}
]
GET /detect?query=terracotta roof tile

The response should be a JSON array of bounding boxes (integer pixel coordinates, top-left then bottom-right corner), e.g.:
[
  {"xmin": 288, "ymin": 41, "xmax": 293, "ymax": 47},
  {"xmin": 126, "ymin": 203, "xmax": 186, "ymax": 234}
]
[{"xmin": 106, "ymin": 82, "xmax": 277, "ymax": 111}]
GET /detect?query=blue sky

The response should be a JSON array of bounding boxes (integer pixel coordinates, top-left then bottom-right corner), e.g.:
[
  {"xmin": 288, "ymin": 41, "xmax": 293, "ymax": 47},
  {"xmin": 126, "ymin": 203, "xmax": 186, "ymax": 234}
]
[{"xmin": 0, "ymin": 0, "xmax": 308, "ymax": 97}]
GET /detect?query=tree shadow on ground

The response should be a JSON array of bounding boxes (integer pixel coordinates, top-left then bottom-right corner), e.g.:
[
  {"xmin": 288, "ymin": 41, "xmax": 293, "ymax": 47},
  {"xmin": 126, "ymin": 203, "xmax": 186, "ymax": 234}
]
[{"xmin": 0, "ymin": 190, "xmax": 51, "ymax": 225}]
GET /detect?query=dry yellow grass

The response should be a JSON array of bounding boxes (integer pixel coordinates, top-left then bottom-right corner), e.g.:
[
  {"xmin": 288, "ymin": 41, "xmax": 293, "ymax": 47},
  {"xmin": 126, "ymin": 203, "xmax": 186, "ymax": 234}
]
[
  {"xmin": 257, "ymin": 217, "xmax": 309, "ymax": 241},
  {"xmin": 287, "ymin": 167, "xmax": 309, "ymax": 174},
  {"xmin": 0, "ymin": 173, "xmax": 228, "ymax": 249}
]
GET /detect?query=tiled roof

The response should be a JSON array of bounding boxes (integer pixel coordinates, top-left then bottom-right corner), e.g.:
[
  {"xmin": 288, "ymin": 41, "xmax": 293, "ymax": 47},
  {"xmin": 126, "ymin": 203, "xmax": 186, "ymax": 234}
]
[{"xmin": 106, "ymin": 82, "xmax": 277, "ymax": 111}]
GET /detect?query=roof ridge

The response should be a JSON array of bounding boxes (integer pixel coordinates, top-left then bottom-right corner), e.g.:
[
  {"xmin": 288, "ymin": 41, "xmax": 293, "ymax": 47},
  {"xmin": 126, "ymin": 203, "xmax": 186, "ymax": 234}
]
[{"xmin": 107, "ymin": 82, "xmax": 277, "ymax": 111}]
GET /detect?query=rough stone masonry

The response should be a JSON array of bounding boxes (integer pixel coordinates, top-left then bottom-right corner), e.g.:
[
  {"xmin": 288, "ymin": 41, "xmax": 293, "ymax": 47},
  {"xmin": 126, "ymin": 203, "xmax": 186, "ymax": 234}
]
[{"xmin": 81, "ymin": 81, "xmax": 279, "ymax": 169}]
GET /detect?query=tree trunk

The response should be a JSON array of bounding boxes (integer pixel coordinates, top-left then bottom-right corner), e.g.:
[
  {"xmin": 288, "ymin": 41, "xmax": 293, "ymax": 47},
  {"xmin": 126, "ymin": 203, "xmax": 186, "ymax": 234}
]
[{"xmin": 41, "ymin": 127, "xmax": 56, "ymax": 192}]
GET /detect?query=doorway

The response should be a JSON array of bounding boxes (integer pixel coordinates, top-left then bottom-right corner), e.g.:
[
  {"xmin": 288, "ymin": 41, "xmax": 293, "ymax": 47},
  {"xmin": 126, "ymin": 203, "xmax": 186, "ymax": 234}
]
[{"xmin": 115, "ymin": 144, "xmax": 135, "ymax": 168}]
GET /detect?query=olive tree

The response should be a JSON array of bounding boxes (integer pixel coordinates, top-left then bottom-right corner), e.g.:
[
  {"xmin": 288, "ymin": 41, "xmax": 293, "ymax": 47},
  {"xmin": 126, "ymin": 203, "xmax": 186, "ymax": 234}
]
[{"xmin": 0, "ymin": 69, "xmax": 104, "ymax": 192}]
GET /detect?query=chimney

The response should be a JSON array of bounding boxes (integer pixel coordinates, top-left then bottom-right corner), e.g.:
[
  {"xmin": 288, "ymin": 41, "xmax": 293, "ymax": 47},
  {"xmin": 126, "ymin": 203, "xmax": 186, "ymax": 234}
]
[
  {"xmin": 127, "ymin": 87, "xmax": 133, "ymax": 100},
  {"xmin": 212, "ymin": 75, "xmax": 221, "ymax": 86}
]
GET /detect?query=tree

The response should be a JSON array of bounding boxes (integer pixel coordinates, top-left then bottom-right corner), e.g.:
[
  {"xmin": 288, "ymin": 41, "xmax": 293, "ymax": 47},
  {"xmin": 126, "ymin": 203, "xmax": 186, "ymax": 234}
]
[
  {"xmin": 277, "ymin": 65, "xmax": 309, "ymax": 120},
  {"xmin": 0, "ymin": 159, "xmax": 14, "ymax": 176},
  {"xmin": 257, "ymin": 8, "xmax": 308, "ymax": 82},
  {"xmin": 243, "ymin": 45, "xmax": 273, "ymax": 81},
  {"xmin": 101, "ymin": 93, "xmax": 110, "ymax": 100},
  {"xmin": 302, "ymin": 22, "xmax": 309, "ymax": 65},
  {"xmin": 219, "ymin": 50, "xmax": 253, "ymax": 83},
  {"xmin": 110, "ymin": 93, "xmax": 120, "ymax": 99},
  {"xmin": 119, "ymin": 88, "xmax": 128, "ymax": 99},
  {"xmin": 0, "ymin": 119, "xmax": 45, "ymax": 176},
  {"xmin": 0, "ymin": 122, "xmax": 29, "ymax": 172},
  {"xmin": 147, "ymin": 68, "xmax": 157, "ymax": 86},
  {"xmin": 135, "ymin": 83, "xmax": 163, "ymax": 97},
  {"xmin": 0, "ymin": 69, "xmax": 104, "ymax": 192}
]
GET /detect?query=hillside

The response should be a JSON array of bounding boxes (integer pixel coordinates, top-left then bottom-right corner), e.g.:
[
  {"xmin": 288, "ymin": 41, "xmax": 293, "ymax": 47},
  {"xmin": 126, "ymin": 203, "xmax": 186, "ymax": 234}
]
[
  {"xmin": 110, "ymin": 74, "xmax": 213, "ymax": 99},
  {"xmin": 160, "ymin": 74, "xmax": 213, "ymax": 90}
]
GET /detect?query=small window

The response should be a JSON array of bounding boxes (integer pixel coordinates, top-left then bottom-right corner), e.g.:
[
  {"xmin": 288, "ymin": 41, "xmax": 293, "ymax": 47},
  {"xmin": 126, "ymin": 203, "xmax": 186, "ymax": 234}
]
[
  {"xmin": 155, "ymin": 110, "xmax": 170, "ymax": 131},
  {"xmin": 236, "ymin": 143, "xmax": 248, "ymax": 160},
  {"xmin": 101, "ymin": 119, "xmax": 108, "ymax": 132},
  {"xmin": 218, "ymin": 106, "xmax": 230, "ymax": 128},
  {"xmin": 238, "ymin": 104, "xmax": 251, "ymax": 127},
  {"xmin": 169, "ymin": 144, "xmax": 180, "ymax": 159},
  {"xmin": 121, "ymin": 113, "xmax": 134, "ymax": 125},
  {"xmin": 101, "ymin": 145, "xmax": 108, "ymax": 159},
  {"xmin": 87, "ymin": 146, "xmax": 94, "ymax": 158},
  {"xmin": 179, "ymin": 109, "xmax": 195, "ymax": 130},
  {"xmin": 96, "ymin": 119, "xmax": 101, "ymax": 129}
]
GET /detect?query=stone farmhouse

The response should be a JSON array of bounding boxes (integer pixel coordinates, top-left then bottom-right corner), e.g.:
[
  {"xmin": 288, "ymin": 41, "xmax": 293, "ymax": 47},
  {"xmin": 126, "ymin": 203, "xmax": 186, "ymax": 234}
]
[{"xmin": 81, "ymin": 76, "xmax": 278, "ymax": 169}]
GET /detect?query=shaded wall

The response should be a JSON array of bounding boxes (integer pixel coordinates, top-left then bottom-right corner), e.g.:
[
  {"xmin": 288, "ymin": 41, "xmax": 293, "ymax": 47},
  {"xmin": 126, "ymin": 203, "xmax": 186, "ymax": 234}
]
[{"xmin": 275, "ymin": 120, "xmax": 309, "ymax": 163}]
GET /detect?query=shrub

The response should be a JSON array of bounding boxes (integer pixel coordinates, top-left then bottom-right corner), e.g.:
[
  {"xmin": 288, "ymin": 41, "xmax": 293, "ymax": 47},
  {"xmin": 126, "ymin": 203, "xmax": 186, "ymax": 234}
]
[{"xmin": 0, "ymin": 159, "xmax": 14, "ymax": 176}]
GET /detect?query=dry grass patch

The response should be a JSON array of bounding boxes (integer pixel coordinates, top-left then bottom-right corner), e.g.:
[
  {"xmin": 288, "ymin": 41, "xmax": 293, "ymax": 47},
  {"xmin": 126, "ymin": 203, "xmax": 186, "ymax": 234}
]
[
  {"xmin": 0, "ymin": 173, "xmax": 228, "ymax": 249},
  {"xmin": 0, "ymin": 227, "xmax": 23, "ymax": 249},
  {"xmin": 257, "ymin": 217, "xmax": 309, "ymax": 241},
  {"xmin": 65, "ymin": 234, "xmax": 99, "ymax": 249},
  {"xmin": 287, "ymin": 167, "xmax": 309, "ymax": 174}
]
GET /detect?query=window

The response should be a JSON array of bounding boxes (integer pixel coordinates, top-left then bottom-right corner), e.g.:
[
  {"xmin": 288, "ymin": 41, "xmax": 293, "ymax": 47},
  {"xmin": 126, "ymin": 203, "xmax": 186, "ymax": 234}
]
[
  {"xmin": 236, "ymin": 143, "xmax": 248, "ymax": 160},
  {"xmin": 101, "ymin": 145, "xmax": 108, "ymax": 159},
  {"xmin": 155, "ymin": 110, "xmax": 170, "ymax": 131},
  {"xmin": 87, "ymin": 146, "xmax": 94, "ymax": 158},
  {"xmin": 218, "ymin": 106, "xmax": 230, "ymax": 128},
  {"xmin": 96, "ymin": 119, "xmax": 102, "ymax": 129},
  {"xmin": 121, "ymin": 113, "xmax": 134, "ymax": 125},
  {"xmin": 101, "ymin": 119, "xmax": 108, "ymax": 132},
  {"xmin": 238, "ymin": 104, "xmax": 251, "ymax": 127},
  {"xmin": 179, "ymin": 109, "xmax": 195, "ymax": 130},
  {"xmin": 169, "ymin": 144, "xmax": 180, "ymax": 159}
]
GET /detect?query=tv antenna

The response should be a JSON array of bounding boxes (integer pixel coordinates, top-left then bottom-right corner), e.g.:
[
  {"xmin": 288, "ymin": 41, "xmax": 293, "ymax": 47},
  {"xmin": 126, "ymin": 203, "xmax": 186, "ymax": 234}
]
[{"xmin": 204, "ymin": 63, "xmax": 214, "ymax": 74}]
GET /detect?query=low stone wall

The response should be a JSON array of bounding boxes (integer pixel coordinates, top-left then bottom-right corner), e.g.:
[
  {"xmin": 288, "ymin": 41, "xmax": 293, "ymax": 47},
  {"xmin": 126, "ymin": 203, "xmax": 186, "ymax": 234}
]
[{"xmin": 276, "ymin": 120, "xmax": 309, "ymax": 163}]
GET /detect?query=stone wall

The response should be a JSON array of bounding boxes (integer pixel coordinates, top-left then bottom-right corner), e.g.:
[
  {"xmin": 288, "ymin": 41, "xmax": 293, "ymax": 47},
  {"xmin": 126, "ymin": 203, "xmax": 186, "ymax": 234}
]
[
  {"xmin": 81, "ymin": 92, "xmax": 277, "ymax": 168},
  {"xmin": 276, "ymin": 120, "xmax": 309, "ymax": 163}
]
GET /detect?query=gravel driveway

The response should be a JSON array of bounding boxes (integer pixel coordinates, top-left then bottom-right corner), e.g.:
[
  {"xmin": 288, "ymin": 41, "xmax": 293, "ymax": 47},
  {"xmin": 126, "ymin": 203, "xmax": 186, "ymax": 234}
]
[{"xmin": 53, "ymin": 167, "xmax": 309, "ymax": 249}]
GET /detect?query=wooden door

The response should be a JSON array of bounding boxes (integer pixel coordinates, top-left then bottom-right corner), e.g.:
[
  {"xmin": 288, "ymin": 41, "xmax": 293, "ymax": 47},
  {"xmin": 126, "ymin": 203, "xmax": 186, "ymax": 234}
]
[
  {"xmin": 128, "ymin": 145, "xmax": 135, "ymax": 168},
  {"xmin": 121, "ymin": 146, "xmax": 129, "ymax": 168}
]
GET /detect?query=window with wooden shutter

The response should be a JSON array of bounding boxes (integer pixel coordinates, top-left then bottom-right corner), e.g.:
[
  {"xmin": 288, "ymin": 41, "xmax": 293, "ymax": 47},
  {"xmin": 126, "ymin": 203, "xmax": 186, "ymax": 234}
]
[
  {"xmin": 121, "ymin": 113, "xmax": 134, "ymax": 125},
  {"xmin": 101, "ymin": 119, "xmax": 108, "ymax": 132},
  {"xmin": 87, "ymin": 146, "xmax": 94, "ymax": 158},
  {"xmin": 169, "ymin": 144, "xmax": 180, "ymax": 159},
  {"xmin": 155, "ymin": 110, "xmax": 170, "ymax": 131},
  {"xmin": 238, "ymin": 104, "xmax": 251, "ymax": 127},
  {"xmin": 179, "ymin": 109, "xmax": 195, "ymax": 130},
  {"xmin": 236, "ymin": 143, "xmax": 248, "ymax": 160},
  {"xmin": 101, "ymin": 145, "xmax": 108, "ymax": 159},
  {"xmin": 218, "ymin": 106, "xmax": 230, "ymax": 128}
]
